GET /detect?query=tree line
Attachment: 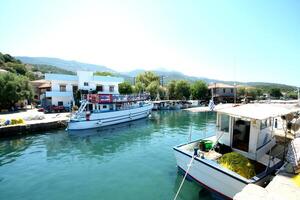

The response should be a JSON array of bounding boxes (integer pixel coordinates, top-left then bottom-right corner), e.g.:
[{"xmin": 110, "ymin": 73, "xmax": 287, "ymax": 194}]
[
  {"xmin": 118, "ymin": 71, "xmax": 209, "ymax": 100},
  {"xmin": 118, "ymin": 71, "xmax": 297, "ymax": 101}
]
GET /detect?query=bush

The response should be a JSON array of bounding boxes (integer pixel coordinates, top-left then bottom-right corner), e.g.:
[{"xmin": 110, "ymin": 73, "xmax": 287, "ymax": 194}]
[{"xmin": 218, "ymin": 152, "xmax": 256, "ymax": 179}]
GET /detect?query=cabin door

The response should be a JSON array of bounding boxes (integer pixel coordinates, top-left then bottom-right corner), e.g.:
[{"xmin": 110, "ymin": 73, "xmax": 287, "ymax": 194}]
[{"xmin": 232, "ymin": 118, "xmax": 250, "ymax": 152}]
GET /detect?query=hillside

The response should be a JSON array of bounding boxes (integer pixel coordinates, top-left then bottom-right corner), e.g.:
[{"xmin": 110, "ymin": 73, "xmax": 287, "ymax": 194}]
[
  {"xmin": 123, "ymin": 69, "xmax": 219, "ymax": 84},
  {"xmin": 16, "ymin": 56, "xmax": 297, "ymax": 91},
  {"xmin": 17, "ymin": 56, "xmax": 114, "ymax": 73},
  {"xmin": 30, "ymin": 64, "xmax": 75, "ymax": 75}
]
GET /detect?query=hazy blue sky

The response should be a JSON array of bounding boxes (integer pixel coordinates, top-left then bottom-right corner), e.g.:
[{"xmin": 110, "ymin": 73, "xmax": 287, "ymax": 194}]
[{"xmin": 0, "ymin": 0, "xmax": 299, "ymax": 85}]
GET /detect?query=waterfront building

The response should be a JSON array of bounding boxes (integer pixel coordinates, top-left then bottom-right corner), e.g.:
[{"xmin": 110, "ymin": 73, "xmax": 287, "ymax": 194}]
[
  {"xmin": 44, "ymin": 71, "xmax": 123, "ymax": 106},
  {"xmin": 208, "ymin": 83, "xmax": 236, "ymax": 103},
  {"xmin": 30, "ymin": 79, "xmax": 51, "ymax": 101}
]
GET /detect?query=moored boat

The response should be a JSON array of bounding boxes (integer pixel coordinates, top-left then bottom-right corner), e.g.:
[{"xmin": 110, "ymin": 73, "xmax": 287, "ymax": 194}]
[
  {"xmin": 174, "ymin": 103, "xmax": 300, "ymax": 199},
  {"xmin": 68, "ymin": 94, "xmax": 153, "ymax": 130}
]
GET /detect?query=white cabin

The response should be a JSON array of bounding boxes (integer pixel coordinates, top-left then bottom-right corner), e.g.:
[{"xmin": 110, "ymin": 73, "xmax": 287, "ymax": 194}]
[{"xmin": 216, "ymin": 104, "xmax": 300, "ymax": 160}]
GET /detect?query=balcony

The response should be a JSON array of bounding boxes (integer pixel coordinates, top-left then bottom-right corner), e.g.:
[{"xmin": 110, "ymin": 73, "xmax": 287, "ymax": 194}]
[{"xmin": 46, "ymin": 91, "xmax": 73, "ymax": 97}]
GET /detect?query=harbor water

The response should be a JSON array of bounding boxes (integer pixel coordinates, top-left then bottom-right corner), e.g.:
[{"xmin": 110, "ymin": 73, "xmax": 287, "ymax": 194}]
[{"xmin": 0, "ymin": 111, "xmax": 216, "ymax": 200}]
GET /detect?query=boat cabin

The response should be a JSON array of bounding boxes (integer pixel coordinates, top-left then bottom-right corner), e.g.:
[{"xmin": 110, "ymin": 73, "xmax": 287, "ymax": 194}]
[{"xmin": 216, "ymin": 104, "xmax": 299, "ymax": 160}]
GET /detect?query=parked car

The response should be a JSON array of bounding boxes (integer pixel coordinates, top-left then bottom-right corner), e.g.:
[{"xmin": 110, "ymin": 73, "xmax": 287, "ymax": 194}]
[
  {"xmin": 36, "ymin": 105, "xmax": 45, "ymax": 112},
  {"xmin": 44, "ymin": 105, "xmax": 67, "ymax": 113}
]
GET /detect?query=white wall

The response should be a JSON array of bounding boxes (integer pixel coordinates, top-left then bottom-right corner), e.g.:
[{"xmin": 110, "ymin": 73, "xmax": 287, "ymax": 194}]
[
  {"xmin": 51, "ymin": 80, "xmax": 77, "ymax": 92},
  {"xmin": 51, "ymin": 96, "xmax": 73, "ymax": 106},
  {"xmin": 77, "ymin": 71, "xmax": 96, "ymax": 90}
]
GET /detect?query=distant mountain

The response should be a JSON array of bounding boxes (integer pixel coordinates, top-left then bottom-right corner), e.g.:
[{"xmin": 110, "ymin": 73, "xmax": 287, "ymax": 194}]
[
  {"xmin": 123, "ymin": 69, "xmax": 219, "ymax": 84},
  {"xmin": 17, "ymin": 56, "xmax": 115, "ymax": 73},
  {"xmin": 17, "ymin": 56, "xmax": 296, "ymax": 91}
]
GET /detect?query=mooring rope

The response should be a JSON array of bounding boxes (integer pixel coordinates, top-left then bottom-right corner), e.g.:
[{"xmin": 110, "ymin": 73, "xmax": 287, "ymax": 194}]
[{"xmin": 173, "ymin": 155, "xmax": 195, "ymax": 200}]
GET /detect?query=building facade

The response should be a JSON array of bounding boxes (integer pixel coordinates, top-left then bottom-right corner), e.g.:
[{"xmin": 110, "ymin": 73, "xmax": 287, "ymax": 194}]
[
  {"xmin": 208, "ymin": 83, "xmax": 236, "ymax": 103},
  {"xmin": 44, "ymin": 71, "xmax": 123, "ymax": 106}
]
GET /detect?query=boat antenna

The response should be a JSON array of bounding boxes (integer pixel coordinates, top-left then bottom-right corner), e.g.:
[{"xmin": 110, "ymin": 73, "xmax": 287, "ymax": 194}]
[{"xmin": 234, "ymin": 57, "xmax": 237, "ymax": 105}]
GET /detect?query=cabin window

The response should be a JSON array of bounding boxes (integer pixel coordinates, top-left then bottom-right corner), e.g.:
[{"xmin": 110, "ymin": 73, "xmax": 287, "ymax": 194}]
[
  {"xmin": 59, "ymin": 85, "xmax": 66, "ymax": 92},
  {"xmin": 261, "ymin": 119, "xmax": 271, "ymax": 130},
  {"xmin": 109, "ymin": 86, "xmax": 114, "ymax": 92},
  {"xmin": 220, "ymin": 114, "xmax": 229, "ymax": 132},
  {"xmin": 96, "ymin": 85, "xmax": 103, "ymax": 92},
  {"xmin": 84, "ymin": 82, "xmax": 89, "ymax": 86}
]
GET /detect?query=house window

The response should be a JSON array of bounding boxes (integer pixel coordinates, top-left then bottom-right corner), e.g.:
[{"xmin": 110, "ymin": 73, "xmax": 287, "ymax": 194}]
[
  {"xmin": 58, "ymin": 101, "xmax": 63, "ymax": 106},
  {"xmin": 231, "ymin": 88, "xmax": 234, "ymax": 93},
  {"xmin": 84, "ymin": 82, "xmax": 89, "ymax": 86},
  {"xmin": 96, "ymin": 85, "xmax": 103, "ymax": 92},
  {"xmin": 60, "ymin": 85, "xmax": 66, "ymax": 92},
  {"xmin": 223, "ymin": 88, "xmax": 226, "ymax": 93},
  {"xmin": 109, "ymin": 86, "xmax": 114, "ymax": 92}
]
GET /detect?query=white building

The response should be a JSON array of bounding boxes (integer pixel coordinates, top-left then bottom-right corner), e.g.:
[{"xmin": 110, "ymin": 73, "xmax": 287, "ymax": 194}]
[{"xmin": 45, "ymin": 71, "xmax": 124, "ymax": 106}]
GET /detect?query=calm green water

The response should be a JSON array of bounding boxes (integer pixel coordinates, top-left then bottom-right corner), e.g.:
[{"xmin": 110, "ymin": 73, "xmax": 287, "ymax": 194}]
[{"xmin": 0, "ymin": 111, "xmax": 216, "ymax": 200}]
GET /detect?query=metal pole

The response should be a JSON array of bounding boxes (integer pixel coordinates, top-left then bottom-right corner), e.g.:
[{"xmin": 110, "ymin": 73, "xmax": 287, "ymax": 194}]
[
  {"xmin": 297, "ymin": 88, "xmax": 300, "ymax": 105},
  {"xmin": 234, "ymin": 82, "xmax": 236, "ymax": 105}
]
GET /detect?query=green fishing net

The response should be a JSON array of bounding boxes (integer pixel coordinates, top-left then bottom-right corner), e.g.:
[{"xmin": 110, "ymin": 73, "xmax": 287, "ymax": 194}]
[{"xmin": 218, "ymin": 152, "xmax": 256, "ymax": 179}]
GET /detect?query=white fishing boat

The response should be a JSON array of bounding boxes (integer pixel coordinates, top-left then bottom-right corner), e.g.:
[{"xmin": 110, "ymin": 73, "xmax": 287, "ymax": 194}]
[
  {"xmin": 68, "ymin": 94, "xmax": 153, "ymax": 130},
  {"xmin": 174, "ymin": 103, "xmax": 300, "ymax": 199}
]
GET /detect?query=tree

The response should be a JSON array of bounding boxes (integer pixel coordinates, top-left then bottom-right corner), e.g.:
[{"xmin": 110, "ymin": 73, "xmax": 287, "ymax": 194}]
[
  {"xmin": 255, "ymin": 88, "xmax": 263, "ymax": 97},
  {"xmin": 146, "ymin": 81, "xmax": 160, "ymax": 99},
  {"xmin": 135, "ymin": 71, "xmax": 160, "ymax": 88},
  {"xmin": 286, "ymin": 91, "xmax": 297, "ymax": 99},
  {"xmin": 247, "ymin": 88, "xmax": 259, "ymax": 99},
  {"xmin": 118, "ymin": 82, "xmax": 133, "ymax": 94},
  {"xmin": 133, "ymin": 82, "xmax": 145, "ymax": 93},
  {"xmin": 237, "ymin": 87, "xmax": 246, "ymax": 97},
  {"xmin": 270, "ymin": 88, "xmax": 282, "ymax": 98},
  {"xmin": 6, "ymin": 62, "xmax": 27, "ymax": 75},
  {"xmin": 0, "ymin": 73, "xmax": 34, "ymax": 110},
  {"xmin": 174, "ymin": 80, "xmax": 191, "ymax": 100},
  {"xmin": 190, "ymin": 80, "xmax": 208, "ymax": 100},
  {"xmin": 167, "ymin": 80, "xmax": 177, "ymax": 100},
  {"xmin": 94, "ymin": 71, "xmax": 115, "ymax": 76}
]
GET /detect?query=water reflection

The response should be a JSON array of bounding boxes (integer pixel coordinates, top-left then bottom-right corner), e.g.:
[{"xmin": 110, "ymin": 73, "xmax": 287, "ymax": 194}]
[
  {"xmin": 0, "ymin": 138, "xmax": 33, "ymax": 166},
  {"xmin": 44, "ymin": 118, "xmax": 155, "ymax": 159}
]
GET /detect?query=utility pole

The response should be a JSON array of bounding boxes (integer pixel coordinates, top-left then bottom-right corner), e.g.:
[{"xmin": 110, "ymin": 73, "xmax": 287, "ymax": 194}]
[
  {"xmin": 160, "ymin": 76, "xmax": 165, "ymax": 87},
  {"xmin": 133, "ymin": 77, "xmax": 136, "ymax": 85}
]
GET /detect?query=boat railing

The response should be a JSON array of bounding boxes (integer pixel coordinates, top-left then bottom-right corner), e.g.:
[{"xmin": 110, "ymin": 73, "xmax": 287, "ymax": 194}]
[
  {"xmin": 73, "ymin": 100, "xmax": 88, "ymax": 119},
  {"xmin": 111, "ymin": 94, "xmax": 150, "ymax": 102},
  {"xmin": 72, "ymin": 101, "xmax": 152, "ymax": 118}
]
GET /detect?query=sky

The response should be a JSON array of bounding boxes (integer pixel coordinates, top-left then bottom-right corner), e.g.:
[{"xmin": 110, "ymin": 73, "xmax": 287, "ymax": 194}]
[{"xmin": 0, "ymin": 0, "xmax": 299, "ymax": 86}]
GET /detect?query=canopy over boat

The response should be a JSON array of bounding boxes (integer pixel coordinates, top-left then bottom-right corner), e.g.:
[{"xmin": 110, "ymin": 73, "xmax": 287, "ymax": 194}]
[{"xmin": 218, "ymin": 104, "xmax": 300, "ymax": 120}]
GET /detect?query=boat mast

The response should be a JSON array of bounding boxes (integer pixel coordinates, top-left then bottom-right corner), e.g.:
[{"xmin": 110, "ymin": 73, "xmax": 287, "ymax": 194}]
[{"xmin": 297, "ymin": 87, "xmax": 300, "ymax": 105}]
